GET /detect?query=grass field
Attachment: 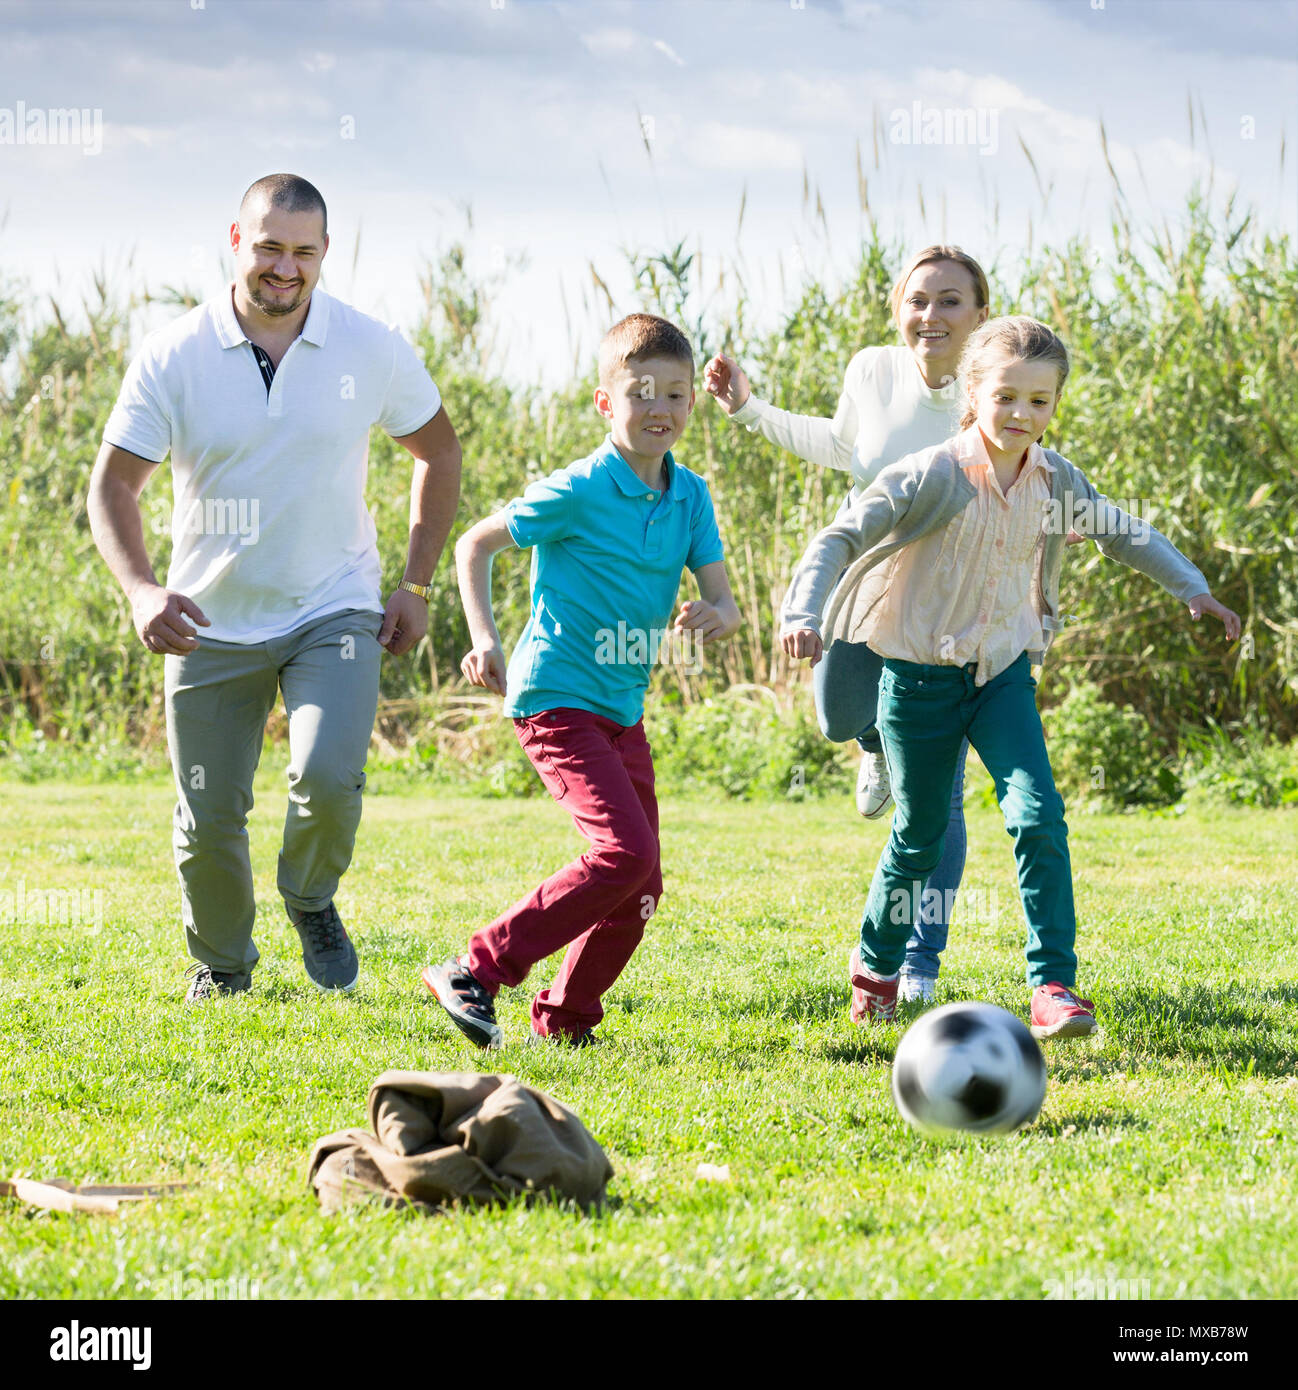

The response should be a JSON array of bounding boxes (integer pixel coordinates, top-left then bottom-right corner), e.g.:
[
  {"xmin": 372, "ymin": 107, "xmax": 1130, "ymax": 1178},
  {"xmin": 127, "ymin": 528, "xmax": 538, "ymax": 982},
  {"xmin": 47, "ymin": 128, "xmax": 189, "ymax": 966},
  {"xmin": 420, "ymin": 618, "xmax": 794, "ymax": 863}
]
[{"xmin": 1, "ymin": 765, "xmax": 1295, "ymax": 1300}]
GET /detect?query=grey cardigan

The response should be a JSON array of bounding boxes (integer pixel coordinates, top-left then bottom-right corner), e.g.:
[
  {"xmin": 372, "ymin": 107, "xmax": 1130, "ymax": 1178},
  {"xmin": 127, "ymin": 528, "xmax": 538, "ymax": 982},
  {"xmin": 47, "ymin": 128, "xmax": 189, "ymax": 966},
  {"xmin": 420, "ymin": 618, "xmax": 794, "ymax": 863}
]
[{"xmin": 780, "ymin": 440, "xmax": 1209, "ymax": 665}]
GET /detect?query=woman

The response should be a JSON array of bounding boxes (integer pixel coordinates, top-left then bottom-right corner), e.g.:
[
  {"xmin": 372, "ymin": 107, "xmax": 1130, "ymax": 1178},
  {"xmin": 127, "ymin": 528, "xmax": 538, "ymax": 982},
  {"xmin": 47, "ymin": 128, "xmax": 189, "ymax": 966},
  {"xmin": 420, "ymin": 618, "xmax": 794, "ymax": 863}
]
[{"xmin": 704, "ymin": 246, "xmax": 989, "ymax": 1002}]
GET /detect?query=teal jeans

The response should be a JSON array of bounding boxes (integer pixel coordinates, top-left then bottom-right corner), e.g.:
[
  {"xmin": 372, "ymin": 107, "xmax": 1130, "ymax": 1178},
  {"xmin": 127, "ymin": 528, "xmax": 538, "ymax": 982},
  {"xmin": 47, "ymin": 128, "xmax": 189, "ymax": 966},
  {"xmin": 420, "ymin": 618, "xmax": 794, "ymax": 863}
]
[{"xmin": 858, "ymin": 653, "xmax": 1077, "ymax": 988}]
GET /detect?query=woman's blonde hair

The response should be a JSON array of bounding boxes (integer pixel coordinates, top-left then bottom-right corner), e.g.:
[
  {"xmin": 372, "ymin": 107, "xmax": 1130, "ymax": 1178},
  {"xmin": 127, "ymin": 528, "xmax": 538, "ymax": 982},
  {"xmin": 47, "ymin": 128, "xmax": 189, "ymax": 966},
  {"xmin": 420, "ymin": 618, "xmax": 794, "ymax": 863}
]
[
  {"xmin": 889, "ymin": 244, "xmax": 990, "ymax": 323},
  {"xmin": 957, "ymin": 316, "xmax": 1071, "ymax": 430}
]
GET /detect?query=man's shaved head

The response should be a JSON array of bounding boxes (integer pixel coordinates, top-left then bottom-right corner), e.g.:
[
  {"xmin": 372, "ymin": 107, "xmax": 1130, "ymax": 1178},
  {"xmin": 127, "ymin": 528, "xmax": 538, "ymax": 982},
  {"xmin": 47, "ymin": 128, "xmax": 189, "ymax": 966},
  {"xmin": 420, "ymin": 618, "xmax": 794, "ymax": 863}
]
[{"xmin": 239, "ymin": 174, "xmax": 328, "ymax": 239}]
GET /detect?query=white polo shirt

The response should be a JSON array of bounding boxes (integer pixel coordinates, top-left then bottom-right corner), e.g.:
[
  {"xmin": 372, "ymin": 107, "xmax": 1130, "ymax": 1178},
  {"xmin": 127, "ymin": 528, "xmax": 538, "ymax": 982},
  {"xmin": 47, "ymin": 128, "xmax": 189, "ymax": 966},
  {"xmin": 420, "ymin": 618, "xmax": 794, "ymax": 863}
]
[{"xmin": 103, "ymin": 286, "xmax": 442, "ymax": 643}]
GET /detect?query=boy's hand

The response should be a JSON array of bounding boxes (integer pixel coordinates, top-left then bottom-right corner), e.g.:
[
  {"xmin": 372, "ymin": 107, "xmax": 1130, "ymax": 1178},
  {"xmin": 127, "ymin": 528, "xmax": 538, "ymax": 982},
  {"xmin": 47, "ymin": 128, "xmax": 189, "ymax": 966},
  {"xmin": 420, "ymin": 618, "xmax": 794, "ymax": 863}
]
[
  {"xmin": 703, "ymin": 353, "xmax": 751, "ymax": 416},
  {"xmin": 674, "ymin": 599, "xmax": 728, "ymax": 644},
  {"xmin": 461, "ymin": 642, "xmax": 507, "ymax": 695},
  {"xmin": 781, "ymin": 627, "xmax": 823, "ymax": 666},
  {"xmin": 1187, "ymin": 593, "xmax": 1241, "ymax": 641}
]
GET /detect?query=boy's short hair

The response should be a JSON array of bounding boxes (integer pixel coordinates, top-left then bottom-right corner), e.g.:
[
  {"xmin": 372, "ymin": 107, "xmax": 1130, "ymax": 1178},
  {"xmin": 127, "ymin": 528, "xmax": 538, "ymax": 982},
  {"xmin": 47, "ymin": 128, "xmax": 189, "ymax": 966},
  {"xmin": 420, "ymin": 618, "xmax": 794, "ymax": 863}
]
[{"xmin": 598, "ymin": 314, "xmax": 694, "ymax": 388}]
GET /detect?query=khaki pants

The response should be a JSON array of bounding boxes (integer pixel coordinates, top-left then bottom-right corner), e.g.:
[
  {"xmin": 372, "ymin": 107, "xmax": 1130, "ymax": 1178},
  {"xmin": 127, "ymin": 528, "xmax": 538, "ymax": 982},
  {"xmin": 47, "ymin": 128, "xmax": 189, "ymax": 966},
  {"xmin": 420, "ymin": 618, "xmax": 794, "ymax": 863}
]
[{"xmin": 163, "ymin": 608, "xmax": 383, "ymax": 973}]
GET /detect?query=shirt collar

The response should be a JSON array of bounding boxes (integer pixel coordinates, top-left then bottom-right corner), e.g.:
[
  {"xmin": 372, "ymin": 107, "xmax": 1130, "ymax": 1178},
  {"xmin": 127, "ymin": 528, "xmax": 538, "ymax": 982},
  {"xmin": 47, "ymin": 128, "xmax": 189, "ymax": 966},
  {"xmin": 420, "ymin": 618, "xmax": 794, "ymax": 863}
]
[
  {"xmin": 599, "ymin": 435, "xmax": 685, "ymax": 501},
  {"xmin": 214, "ymin": 285, "xmax": 330, "ymax": 349},
  {"xmin": 955, "ymin": 425, "xmax": 1054, "ymax": 477}
]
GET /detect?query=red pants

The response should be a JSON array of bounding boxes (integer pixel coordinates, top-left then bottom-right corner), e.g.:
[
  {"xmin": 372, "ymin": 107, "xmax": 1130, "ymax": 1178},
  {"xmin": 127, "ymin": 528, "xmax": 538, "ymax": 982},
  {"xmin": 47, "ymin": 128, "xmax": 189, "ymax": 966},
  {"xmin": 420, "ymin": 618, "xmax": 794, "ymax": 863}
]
[{"xmin": 467, "ymin": 708, "xmax": 662, "ymax": 1039}]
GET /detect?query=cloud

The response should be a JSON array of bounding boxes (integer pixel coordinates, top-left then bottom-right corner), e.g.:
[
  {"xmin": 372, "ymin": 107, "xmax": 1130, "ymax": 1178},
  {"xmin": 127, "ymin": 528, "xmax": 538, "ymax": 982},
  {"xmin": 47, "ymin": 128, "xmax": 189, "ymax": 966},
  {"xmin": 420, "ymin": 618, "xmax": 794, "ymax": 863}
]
[
  {"xmin": 581, "ymin": 27, "xmax": 639, "ymax": 57},
  {"xmin": 583, "ymin": 28, "xmax": 686, "ymax": 66},
  {"xmin": 691, "ymin": 121, "xmax": 803, "ymax": 171}
]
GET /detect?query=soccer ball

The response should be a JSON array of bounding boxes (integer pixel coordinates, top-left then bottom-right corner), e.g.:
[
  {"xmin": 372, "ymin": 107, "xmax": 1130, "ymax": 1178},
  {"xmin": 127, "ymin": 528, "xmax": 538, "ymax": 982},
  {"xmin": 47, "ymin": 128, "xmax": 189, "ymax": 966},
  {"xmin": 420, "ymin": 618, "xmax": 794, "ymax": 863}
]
[{"xmin": 892, "ymin": 1001, "xmax": 1047, "ymax": 1135}]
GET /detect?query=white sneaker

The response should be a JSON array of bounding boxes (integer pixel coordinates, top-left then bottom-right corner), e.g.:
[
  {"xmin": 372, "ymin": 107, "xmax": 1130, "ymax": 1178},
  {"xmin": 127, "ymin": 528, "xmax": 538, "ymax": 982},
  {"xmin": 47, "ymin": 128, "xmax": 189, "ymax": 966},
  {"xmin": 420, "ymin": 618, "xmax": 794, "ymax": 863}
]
[
  {"xmin": 898, "ymin": 972, "xmax": 937, "ymax": 1004},
  {"xmin": 856, "ymin": 750, "xmax": 893, "ymax": 819}
]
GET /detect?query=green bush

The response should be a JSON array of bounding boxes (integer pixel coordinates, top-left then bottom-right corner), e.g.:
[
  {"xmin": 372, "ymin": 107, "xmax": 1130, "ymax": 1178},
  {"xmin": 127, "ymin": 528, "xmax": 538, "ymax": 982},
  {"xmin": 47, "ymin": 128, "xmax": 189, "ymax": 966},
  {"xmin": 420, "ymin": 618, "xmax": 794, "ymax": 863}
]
[
  {"xmin": 1179, "ymin": 723, "xmax": 1298, "ymax": 809},
  {"xmin": 649, "ymin": 691, "xmax": 852, "ymax": 800},
  {"xmin": 1042, "ymin": 683, "xmax": 1183, "ymax": 808}
]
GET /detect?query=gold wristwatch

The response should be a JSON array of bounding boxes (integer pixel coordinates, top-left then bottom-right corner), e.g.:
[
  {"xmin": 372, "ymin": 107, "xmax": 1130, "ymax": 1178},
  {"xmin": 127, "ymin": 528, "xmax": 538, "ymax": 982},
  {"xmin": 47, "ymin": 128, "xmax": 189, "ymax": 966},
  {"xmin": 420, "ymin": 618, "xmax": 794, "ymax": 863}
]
[{"xmin": 398, "ymin": 579, "xmax": 432, "ymax": 601}]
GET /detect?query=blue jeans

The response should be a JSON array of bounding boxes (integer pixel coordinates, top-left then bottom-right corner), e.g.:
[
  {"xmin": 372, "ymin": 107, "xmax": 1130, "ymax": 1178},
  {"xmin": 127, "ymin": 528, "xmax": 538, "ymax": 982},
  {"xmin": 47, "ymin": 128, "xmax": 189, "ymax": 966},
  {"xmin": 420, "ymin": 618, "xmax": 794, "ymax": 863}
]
[
  {"xmin": 813, "ymin": 635, "xmax": 885, "ymax": 752},
  {"xmin": 859, "ymin": 654, "xmax": 1077, "ymax": 989},
  {"xmin": 814, "ymin": 637, "xmax": 968, "ymax": 979},
  {"xmin": 903, "ymin": 737, "xmax": 968, "ymax": 979}
]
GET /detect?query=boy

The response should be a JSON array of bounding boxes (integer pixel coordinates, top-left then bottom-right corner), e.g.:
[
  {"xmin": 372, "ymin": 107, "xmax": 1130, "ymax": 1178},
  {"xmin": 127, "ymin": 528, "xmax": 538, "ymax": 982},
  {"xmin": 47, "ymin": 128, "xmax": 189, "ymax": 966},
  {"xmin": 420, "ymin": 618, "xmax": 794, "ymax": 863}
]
[{"xmin": 423, "ymin": 314, "xmax": 740, "ymax": 1047}]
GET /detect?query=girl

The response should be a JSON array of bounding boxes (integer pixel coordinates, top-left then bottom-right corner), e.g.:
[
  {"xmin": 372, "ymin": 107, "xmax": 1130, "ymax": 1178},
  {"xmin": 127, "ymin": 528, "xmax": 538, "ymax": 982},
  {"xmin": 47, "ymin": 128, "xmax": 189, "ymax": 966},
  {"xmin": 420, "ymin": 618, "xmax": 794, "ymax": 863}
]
[
  {"xmin": 780, "ymin": 317, "xmax": 1239, "ymax": 1037},
  {"xmin": 706, "ymin": 245, "xmax": 990, "ymax": 1003}
]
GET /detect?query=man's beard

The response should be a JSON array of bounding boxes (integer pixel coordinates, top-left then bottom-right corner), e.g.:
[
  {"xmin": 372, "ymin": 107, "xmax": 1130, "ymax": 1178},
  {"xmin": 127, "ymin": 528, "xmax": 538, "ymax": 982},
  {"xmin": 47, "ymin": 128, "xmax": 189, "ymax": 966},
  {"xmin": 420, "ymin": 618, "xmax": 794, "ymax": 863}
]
[{"xmin": 250, "ymin": 280, "xmax": 306, "ymax": 315}]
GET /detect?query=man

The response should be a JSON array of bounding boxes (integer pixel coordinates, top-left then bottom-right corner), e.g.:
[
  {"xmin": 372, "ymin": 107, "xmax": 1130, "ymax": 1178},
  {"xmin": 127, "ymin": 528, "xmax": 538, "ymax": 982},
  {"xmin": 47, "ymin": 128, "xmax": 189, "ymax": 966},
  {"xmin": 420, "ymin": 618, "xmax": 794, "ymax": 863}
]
[{"xmin": 88, "ymin": 174, "xmax": 460, "ymax": 1002}]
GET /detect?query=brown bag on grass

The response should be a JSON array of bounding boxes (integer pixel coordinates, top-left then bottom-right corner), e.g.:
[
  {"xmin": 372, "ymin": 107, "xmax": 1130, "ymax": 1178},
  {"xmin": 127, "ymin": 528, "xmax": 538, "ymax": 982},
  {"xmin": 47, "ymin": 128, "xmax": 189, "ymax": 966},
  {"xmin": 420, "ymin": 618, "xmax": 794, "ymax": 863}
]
[{"xmin": 307, "ymin": 1071, "xmax": 613, "ymax": 1214}]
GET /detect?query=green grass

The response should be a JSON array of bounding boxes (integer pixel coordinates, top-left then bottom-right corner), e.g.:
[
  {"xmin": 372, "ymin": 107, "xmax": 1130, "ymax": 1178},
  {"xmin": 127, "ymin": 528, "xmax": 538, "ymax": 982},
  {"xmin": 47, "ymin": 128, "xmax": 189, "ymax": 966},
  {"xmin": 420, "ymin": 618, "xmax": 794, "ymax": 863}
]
[{"xmin": 1, "ymin": 769, "xmax": 1295, "ymax": 1299}]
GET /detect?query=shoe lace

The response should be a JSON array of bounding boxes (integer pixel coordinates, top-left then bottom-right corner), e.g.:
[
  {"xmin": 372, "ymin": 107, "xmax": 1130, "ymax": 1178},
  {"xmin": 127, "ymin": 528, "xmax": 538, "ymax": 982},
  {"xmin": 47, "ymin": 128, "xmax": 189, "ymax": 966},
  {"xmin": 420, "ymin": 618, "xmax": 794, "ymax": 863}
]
[
  {"xmin": 1044, "ymin": 983, "xmax": 1092, "ymax": 1010},
  {"xmin": 184, "ymin": 962, "xmax": 242, "ymax": 989},
  {"xmin": 298, "ymin": 905, "xmax": 345, "ymax": 953},
  {"xmin": 183, "ymin": 962, "xmax": 224, "ymax": 998}
]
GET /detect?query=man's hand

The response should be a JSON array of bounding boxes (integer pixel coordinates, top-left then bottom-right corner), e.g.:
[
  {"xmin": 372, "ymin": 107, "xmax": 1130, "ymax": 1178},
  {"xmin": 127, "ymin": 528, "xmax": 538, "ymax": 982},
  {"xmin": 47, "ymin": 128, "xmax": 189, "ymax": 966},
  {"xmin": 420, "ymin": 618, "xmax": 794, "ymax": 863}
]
[
  {"xmin": 461, "ymin": 641, "xmax": 507, "ymax": 695},
  {"xmin": 702, "ymin": 352, "xmax": 751, "ymax": 416},
  {"xmin": 131, "ymin": 583, "xmax": 210, "ymax": 655},
  {"xmin": 781, "ymin": 627, "xmax": 824, "ymax": 666},
  {"xmin": 1187, "ymin": 593, "xmax": 1242, "ymax": 641},
  {"xmin": 378, "ymin": 587, "xmax": 428, "ymax": 656},
  {"xmin": 674, "ymin": 599, "xmax": 730, "ymax": 644}
]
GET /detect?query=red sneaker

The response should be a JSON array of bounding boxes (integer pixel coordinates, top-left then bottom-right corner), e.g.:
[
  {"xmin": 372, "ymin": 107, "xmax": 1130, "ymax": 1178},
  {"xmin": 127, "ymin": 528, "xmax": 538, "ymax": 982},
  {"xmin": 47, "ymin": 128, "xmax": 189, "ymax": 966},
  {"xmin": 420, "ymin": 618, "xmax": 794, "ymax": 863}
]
[
  {"xmin": 848, "ymin": 947, "xmax": 899, "ymax": 1024},
  {"xmin": 1030, "ymin": 982, "xmax": 1097, "ymax": 1039}
]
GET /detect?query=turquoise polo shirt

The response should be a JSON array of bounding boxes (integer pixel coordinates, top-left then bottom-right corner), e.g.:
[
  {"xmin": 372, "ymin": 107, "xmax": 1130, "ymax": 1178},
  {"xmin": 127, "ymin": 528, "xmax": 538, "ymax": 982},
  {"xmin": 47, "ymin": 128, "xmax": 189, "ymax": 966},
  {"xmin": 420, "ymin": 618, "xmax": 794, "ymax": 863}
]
[{"xmin": 501, "ymin": 436, "xmax": 725, "ymax": 727}]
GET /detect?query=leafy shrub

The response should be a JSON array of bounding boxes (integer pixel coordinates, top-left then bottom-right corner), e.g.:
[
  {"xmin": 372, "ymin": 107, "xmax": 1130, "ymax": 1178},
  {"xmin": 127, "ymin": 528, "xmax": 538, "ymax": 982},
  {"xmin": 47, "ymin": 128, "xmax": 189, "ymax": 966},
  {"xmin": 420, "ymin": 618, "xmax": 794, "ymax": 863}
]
[
  {"xmin": 649, "ymin": 691, "xmax": 852, "ymax": 800},
  {"xmin": 1179, "ymin": 723, "xmax": 1298, "ymax": 809},
  {"xmin": 1042, "ymin": 684, "xmax": 1183, "ymax": 808}
]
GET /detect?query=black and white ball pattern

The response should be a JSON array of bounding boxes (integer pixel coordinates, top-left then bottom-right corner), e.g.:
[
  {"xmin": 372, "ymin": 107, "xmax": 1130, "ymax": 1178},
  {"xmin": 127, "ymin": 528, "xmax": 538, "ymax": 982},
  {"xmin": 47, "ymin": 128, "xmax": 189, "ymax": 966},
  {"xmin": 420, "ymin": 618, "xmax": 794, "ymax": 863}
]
[{"xmin": 892, "ymin": 1001, "xmax": 1047, "ymax": 1135}]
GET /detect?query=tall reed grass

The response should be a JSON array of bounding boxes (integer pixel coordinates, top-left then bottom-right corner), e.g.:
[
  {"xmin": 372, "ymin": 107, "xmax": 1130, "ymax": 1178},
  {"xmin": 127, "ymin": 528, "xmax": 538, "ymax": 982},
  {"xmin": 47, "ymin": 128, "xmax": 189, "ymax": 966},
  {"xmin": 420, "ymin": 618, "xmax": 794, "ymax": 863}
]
[{"xmin": 1, "ymin": 144, "xmax": 1293, "ymax": 764}]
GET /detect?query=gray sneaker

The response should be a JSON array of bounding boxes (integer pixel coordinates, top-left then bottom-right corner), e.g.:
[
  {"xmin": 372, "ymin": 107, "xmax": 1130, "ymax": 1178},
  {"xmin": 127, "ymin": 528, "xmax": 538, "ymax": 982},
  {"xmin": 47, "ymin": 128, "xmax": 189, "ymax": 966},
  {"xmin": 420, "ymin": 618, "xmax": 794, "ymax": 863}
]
[
  {"xmin": 286, "ymin": 902, "xmax": 360, "ymax": 992},
  {"xmin": 184, "ymin": 962, "xmax": 252, "ymax": 1002}
]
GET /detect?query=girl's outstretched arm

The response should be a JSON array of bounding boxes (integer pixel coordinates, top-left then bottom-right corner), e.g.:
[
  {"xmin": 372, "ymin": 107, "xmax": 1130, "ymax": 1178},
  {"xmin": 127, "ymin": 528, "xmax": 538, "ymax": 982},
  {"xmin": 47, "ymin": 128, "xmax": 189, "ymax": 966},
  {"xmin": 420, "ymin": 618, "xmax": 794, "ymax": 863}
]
[
  {"xmin": 1187, "ymin": 592, "xmax": 1241, "ymax": 639},
  {"xmin": 1061, "ymin": 465, "xmax": 1240, "ymax": 640}
]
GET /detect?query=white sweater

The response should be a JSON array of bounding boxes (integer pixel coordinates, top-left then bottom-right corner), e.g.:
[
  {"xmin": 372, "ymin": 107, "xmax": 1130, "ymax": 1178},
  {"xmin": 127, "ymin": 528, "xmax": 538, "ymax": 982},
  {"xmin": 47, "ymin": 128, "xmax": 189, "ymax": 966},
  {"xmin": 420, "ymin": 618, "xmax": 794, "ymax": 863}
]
[{"xmin": 728, "ymin": 344, "xmax": 961, "ymax": 491}]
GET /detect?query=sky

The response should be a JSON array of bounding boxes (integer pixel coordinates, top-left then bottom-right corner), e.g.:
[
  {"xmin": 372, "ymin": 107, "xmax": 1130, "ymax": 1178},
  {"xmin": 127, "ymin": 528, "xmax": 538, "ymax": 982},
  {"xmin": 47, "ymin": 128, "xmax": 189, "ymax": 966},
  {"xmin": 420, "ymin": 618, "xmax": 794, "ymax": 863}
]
[{"xmin": 1, "ymin": 0, "xmax": 1295, "ymax": 386}]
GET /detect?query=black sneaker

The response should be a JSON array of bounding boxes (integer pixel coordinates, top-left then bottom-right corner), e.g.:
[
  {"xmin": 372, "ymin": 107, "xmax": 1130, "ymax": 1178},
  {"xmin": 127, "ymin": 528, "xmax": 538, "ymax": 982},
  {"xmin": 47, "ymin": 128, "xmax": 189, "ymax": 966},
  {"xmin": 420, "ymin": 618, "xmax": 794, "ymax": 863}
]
[
  {"xmin": 183, "ymin": 962, "xmax": 252, "ymax": 1002},
  {"xmin": 526, "ymin": 1028, "xmax": 601, "ymax": 1048},
  {"xmin": 286, "ymin": 902, "xmax": 360, "ymax": 992},
  {"xmin": 421, "ymin": 957, "xmax": 503, "ymax": 1049}
]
